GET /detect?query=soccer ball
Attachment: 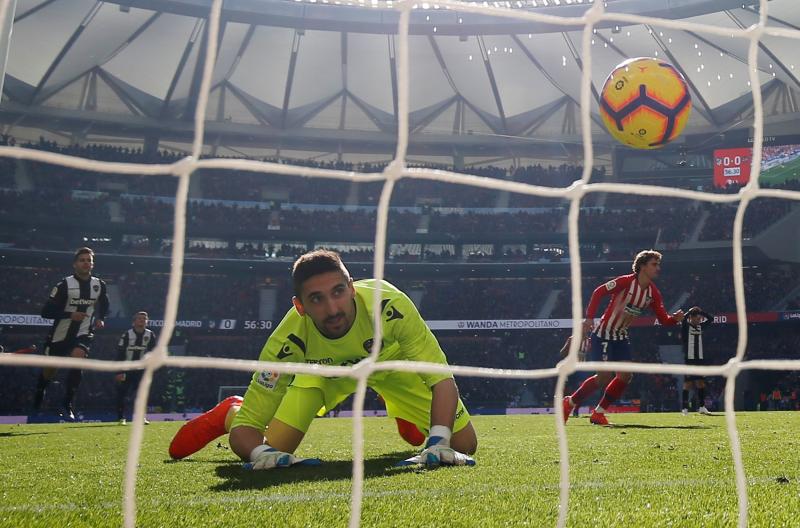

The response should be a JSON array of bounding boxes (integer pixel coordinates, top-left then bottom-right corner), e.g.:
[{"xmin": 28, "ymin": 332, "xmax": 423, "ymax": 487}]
[{"xmin": 599, "ymin": 57, "xmax": 692, "ymax": 149}]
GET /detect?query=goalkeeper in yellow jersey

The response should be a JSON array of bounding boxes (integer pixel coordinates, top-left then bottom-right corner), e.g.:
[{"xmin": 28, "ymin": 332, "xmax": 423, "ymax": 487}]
[{"xmin": 169, "ymin": 249, "xmax": 477, "ymax": 469}]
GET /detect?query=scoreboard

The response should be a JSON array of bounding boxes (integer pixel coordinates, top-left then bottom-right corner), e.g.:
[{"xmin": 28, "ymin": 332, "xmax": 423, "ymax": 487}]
[{"xmin": 713, "ymin": 147, "xmax": 752, "ymax": 188}]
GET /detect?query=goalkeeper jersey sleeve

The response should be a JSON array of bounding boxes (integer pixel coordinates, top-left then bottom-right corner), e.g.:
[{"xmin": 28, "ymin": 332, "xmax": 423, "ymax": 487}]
[{"xmin": 230, "ymin": 311, "xmax": 305, "ymax": 432}]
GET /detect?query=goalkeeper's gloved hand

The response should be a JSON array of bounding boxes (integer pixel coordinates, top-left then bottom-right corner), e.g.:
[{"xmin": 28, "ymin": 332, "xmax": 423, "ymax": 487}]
[
  {"xmin": 244, "ymin": 445, "xmax": 322, "ymax": 470},
  {"xmin": 397, "ymin": 425, "xmax": 475, "ymax": 468}
]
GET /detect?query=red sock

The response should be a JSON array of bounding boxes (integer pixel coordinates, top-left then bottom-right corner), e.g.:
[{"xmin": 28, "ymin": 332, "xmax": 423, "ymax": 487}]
[
  {"xmin": 395, "ymin": 417, "xmax": 425, "ymax": 447},
  {"xmin": 570, "ymin": 375, "xmax": 599, "ymax": 406},
  {"xmin": 598, "ymin": 376, "xmax": 628, "ymax": 411}
]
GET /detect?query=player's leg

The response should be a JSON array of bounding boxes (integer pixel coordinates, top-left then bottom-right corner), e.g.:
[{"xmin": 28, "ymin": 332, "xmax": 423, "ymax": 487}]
[
  {"xmin": 682, "ymin": 378, "xmax": 693, "ymax": 415},
  {"xmin": 375, "ymin": 392, "xmax": 426, "ymax": 446},
  {"xmin": 696, "ymin": 379, "xmax": 710, "ymax": 414},
  {"xmin": 590, "ymin": 338, "xmax": 633, "ymax": 426},
  {"xmin": 375, "ymin": 392, "xmax": 425, "ymax": 446},
  {"xmin": 269, "ymin": 385, "xmax": 326, "ymax": 453},
  {"xmin": 33, "ymin": 342, "xmax": 58, "ymax": 412},
  {"xmin": 373, "ymin": 371, "xmax": 476, "ymax": 455},
  {"xmin": 124, "ymin": 370, "xmax": 148, "ymax": 424},
  {"xmin": 169, "ymin": 394, "xmax": 244, "ymax": 459},
  {"xmin": 116, "ymin": 374, "xmax": 128, "ymax": 423},
  {"xmin": 62, "ymin": 344, "xmax": 89, "ymax": 421},
  {"xmin": 564, "ymin": 334, "xmax": 610, "ymax": 423}
]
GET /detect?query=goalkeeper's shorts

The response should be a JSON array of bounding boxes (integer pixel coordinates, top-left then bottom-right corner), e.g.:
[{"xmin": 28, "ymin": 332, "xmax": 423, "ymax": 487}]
[{"xmin": 274, "ymin": 370, "xmax": 471, "ymax": 436}]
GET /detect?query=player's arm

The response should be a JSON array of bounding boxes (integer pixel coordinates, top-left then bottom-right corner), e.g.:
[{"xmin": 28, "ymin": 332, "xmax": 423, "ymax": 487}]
[
  {"xmin": 146, "ymin": 331, "xmax": 158, "ymax": 353},
  {"xmin": 699, "ymin": 310, "xmax": 714, "ymax": 328},
  {"xmin": 229, "ymin": 330, "xmax": 300, "ymax": 461},
  {"xmin": 651, "ymin": 286, "xmax": 684, "ymax": 325},
  {"xmin": 41, "ymin": 280, "xmax": 69, "ymax": 319},
  {"xmin": 94, "ymin": 281, "xmax": 109, "ymax": 329}
]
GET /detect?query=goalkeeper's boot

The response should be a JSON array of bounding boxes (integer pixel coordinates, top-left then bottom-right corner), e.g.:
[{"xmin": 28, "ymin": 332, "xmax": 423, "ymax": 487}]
[
  {"xmin": 169, "ymin": 395, "xmax": 243, "ymax": 459},
  {"xmin": 395, "ymin": 417, "xmax": 425, "ymax": 446},
  {"xmin": 562, "ymin": 397, "xmax": 575, "ymax": 424},
  {"xmin": 589, "ymin": 410, "xmax": 610, "ymax": 426},
  {"xmin": 698, "ymin": 406, "xmax": 710, "ymax": 415}
]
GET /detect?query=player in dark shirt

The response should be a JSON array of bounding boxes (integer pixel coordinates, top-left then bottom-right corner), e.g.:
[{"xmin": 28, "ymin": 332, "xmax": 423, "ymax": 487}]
[
  {"xmin": 115, "ymin": 311, "xmax": 157, "ymax": 425},
  {"xmin": 33, "ymin": 247, "xmax": 109, "ymax": 420},
  {"xmin": 681, "ymin": 306, "xmax": 714, "ymax": 415}
]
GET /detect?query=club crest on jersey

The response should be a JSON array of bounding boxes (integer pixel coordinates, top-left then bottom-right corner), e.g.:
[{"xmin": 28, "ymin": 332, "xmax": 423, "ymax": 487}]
[
  {"xmin": 93, "ymin": 285, "xmax": 100, "ymax": 292},
  {"xmin": 362, "ymin": 338, "xmax": 385, "ymax": 354},
  {"xmin": 257, "ymin": 370, "xmax": 280, "ymax": 390},
  {"xmin": 604, "ymin": 280, "xmax": 617, "ymax": 291}
]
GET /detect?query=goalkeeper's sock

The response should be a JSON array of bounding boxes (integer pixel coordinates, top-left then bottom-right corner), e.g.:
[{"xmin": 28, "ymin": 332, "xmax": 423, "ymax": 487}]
[
  {"xmin": 169, "ymin": 395, "xmax": 243, "ymax": 460},
  {"xmin": 33, "ymin": 373, "xmax": 49, "ymax": 411},
  {"xmin": 597, "ymin": 376, "xmax": 628, "ymax": 411},
  {"xmin": 395, "ymin": 417, "xmax": 425, "ymax": 446},
  {"xmin": 682, "ymin": 389, "xmax": 690, "ymax": 411},
  {"xmin": 698, "ymin": 386, "xmax": 706, "ymax": 407},
  {"xmin": 570, "ymin": 375, "xmax": 599, "ymax": 406}
]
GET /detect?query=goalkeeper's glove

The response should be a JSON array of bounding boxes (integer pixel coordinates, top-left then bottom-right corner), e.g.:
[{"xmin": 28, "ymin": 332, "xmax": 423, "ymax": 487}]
[
  {"xmin": 244, "ymin": 445, "xmax": 322, "ymax": 470},
  {"xmin": 397, "ymin": 425, "xmax": 475, "ymax": 468}
]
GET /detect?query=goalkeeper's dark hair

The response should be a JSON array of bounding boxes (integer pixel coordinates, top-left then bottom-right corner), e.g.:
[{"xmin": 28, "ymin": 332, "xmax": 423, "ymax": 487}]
[
  {"xmin": 632, "ymin": 249, "xmax": 662, "ymax": 274},
  {"xmin": 292, "ymin": 249, "xmax": 351, "ymax": 297},
  {"xmin": 73, "ymin": 247, "xmax": 94, "ymax": 262},
  {"xmin": 687, "ymin": 306, "xmax": 702, "ymax": 317}
]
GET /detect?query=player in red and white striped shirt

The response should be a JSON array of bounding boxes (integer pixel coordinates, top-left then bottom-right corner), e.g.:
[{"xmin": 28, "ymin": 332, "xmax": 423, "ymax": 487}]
[{"xmin": 563, "ymin": 250, "xmax": 685, "ymax": 425}]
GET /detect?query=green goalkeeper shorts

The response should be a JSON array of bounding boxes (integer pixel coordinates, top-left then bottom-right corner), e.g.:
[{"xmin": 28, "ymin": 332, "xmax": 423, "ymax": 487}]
[{"xmin": 274, "ymin": 370, "xmax": 471, "ymax": 436}]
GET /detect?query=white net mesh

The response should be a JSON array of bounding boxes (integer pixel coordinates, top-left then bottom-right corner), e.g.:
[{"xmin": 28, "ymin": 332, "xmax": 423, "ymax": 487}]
[{"xmin": 2, "ymin": 1, "xmax": 800, "ymax": 527}]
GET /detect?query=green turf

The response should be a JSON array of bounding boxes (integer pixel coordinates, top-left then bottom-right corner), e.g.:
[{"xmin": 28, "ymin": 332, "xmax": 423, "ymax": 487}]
[
  {"xmin": 760, "ymin": 155, "xmax": 800, "ymax": 185},
  {"xmin": 1, "ymin": 413, "xmax": 798, "ymax": 527}
]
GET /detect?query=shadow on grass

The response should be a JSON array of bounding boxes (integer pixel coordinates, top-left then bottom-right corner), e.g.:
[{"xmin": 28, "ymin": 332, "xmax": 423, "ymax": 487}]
[
  {"xmin": 0, "ymin": 431, "xmax": 49, "ymax": 438},
  {"xmin": 210, "ymin": 451, "xmax": 417, "ymax": 491},
  {"xmin": 610, "ymin": 423, "xmax": 714, "ymax": 430}
]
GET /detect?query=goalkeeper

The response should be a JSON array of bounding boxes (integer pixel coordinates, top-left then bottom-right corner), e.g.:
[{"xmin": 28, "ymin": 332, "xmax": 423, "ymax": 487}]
[{"xmin": 169, "ymin": 250, "xmax": 477, "ymax": 469}]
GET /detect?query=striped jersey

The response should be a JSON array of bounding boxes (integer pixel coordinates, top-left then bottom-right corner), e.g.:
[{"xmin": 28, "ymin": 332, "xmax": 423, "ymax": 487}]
[
  {"xmin": 681, "ymin": 311, "xmax": 713, "ymax": 362},
  {"xmin": 117, "ymin": 328, "xmax": 157, "ymax": 362},
  {"xmin": 586, "ymin": 273, "xmax": 677, "ymax": 340},
  {"xmin": 42, "ymin": 274, "xmax": 109, "ymax": 344}
]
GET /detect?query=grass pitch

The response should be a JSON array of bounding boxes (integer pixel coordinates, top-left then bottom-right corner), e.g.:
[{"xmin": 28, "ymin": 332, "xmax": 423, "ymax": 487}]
[
  {"xmin": 760, "ymin": 155, "xmax": 800, "ymax": 185},
  {"xmin": 1, "ymin": 412, "xmax": 798, "ymax": 527}
]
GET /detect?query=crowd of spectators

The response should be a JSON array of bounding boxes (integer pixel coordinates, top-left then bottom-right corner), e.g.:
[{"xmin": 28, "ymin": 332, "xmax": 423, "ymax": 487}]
[{"xmin": 1, "ymin": 137, "xmax": 800, "ymax": 414}]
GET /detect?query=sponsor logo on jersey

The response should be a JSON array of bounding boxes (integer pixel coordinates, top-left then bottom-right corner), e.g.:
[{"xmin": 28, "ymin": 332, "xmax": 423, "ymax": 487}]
[
  {"xmin": 623, "ymin": 303, "xmax": 645, "ymax": 317},
  {"xmin": 381, "ymin": 299, "xmax": 404, "ymax": 322},
  {"xmin": 276, "ymin": 344, "xmax": 293, "ymax": 360},
  {"xmin": 70, "ymin": 299, "xmax": 96, "ymax": 306},
  {"xmin": 306, "ymin": 357, "xmax": 334, "ymax": 365}
]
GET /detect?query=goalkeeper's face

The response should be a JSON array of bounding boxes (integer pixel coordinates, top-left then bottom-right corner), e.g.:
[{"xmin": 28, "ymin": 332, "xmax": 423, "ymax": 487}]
[{"xmin": 295, "ymin": 271, "xmax": 356, "ymax": 339}]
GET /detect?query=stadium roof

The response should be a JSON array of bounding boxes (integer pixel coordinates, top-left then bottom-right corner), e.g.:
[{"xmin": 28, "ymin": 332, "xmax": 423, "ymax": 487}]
[{"xmin": 2, "ymin": 0, "xmax": 800, "ymax": 158}]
